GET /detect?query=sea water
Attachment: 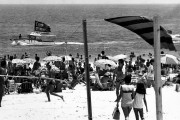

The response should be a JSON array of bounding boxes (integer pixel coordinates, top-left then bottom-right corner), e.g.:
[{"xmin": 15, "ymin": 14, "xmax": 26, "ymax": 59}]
[{"xmin": 0, "ymin": 4, "xmax": 180, "ymax": 59}]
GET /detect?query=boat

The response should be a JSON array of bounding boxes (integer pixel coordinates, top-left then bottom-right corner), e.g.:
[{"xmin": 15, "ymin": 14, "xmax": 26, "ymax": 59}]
[{"xmin": 11, "ymin": 21, "xmax": 83, "ymax": 46}]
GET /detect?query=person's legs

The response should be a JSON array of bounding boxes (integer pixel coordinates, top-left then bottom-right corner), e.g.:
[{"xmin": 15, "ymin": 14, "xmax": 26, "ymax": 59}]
[
  {"xmin": 0, "ymin": 89, "xmax": 4, "ymax": 107},
  {"xmin": 122, "ymin": 106, "xmax": 132, "ymax": 120},
  {"xmin": 0, "ymin": 96, "xmax": 2, "ymax": 107},
  {"xmin": 45, "ymin": 85, "xmax": 50, "ymax": 101},
  {"xmin": 127, "ymin": 106, "xmax": 132, "ymax": 119},
  {"xmin": 134, "ymin": 108, "xmax": 140, "ymax": 120},
  {"xmin": 115, "ymin": 81, "xmax": 121, "ymax": 101},
  {"xmin": 139, "ymin": 108, "xmax": 144, "ymax": 120},
  {"xmin": 49, "ymin": 85, "xmax": 64, "ymax": 101}
]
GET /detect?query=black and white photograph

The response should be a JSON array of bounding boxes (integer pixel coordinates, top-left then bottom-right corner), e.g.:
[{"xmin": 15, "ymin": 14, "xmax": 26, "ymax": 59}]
[{"xmin": 0, "ymin": 0, "xmax": 180, "ymax": 120}]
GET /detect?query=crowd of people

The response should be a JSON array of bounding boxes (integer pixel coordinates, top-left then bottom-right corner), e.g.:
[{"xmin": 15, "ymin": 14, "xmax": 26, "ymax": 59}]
[{"xmin": 0, "ymin": 50, "xmax": 180, "ymax": 120}]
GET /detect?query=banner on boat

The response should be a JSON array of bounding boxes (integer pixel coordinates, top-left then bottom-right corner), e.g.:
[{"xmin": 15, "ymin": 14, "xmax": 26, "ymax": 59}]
[
  {"xmin": 105, "ymin": 16, "xmax": 176, "ymax": 51},
  {"xmin": 34, "ymin": 21, "xmax": 51, "ymax": 32}
]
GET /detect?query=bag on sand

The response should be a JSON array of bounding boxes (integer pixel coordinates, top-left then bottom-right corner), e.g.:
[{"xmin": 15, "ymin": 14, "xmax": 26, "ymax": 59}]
[{"xmin": 112, "ymin": 104, "xmax": 120, "ymax": 120}]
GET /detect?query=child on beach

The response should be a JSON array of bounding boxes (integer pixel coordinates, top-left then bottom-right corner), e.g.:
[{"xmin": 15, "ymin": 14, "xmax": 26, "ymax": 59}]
[{"xmin": 133, "ymin": 82, "xmax": 148, "ymax": 120}]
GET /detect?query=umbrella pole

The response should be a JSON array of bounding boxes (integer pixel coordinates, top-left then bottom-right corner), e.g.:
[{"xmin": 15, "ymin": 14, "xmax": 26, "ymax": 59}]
[
  {"xmin": 83, "ymin": 19, "xmax": 93, "ymax": 120},
  {"xmin": 153, "ymin": 16, "xmax": 163, "ymax": 120}
]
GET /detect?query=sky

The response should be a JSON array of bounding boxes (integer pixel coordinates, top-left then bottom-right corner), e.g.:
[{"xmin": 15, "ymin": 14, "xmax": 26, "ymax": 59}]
[{"xmin": 0, "ymin": 0, "xmax": 180, "ymax": 4}]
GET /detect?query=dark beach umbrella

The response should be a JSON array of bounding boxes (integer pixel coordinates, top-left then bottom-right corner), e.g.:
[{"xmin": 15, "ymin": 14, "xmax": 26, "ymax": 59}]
[{"xmin": 105, "ymin": 16, "xmax": 176, "ymax": 51}]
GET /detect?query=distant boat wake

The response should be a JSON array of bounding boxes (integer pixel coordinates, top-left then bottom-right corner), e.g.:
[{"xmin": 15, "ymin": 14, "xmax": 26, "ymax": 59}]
[{"xmin": 11, "ymin": 40, "xmax": 83, "ymax": 46}]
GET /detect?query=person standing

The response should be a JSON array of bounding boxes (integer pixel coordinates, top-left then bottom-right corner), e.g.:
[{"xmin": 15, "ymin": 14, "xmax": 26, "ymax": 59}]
[
  {"xmin": 116, "ymin": 74, "xmax": 135, "ymax": 120},
  {"xmin": 101, "ymin": 51, "xmax": 106, "ymax": 59},
  {"xmin": 147, "ymin": 59, "xmax": 154, "ymax": 88},
  {"xmin": 114, "ymin": 59, "xmax": 126, "ymax": 101},
  {"xmin": 32, "ymin": 57, "xmax": 41, "ymax": 88},
  {"xmin": 32, "ymin": 56, "xmax": 41, "ymax": 75},
  {"xmin": 0, "ymin": 60, "xmax": 7, "ymax": 107},
  {"xmin": 133, "ymin": 82, "xmax": 148, "ymax": 120}
]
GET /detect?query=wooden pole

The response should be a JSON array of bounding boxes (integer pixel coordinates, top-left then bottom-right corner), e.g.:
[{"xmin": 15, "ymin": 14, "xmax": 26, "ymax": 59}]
[
  {"xmin": 153, "ymin": 16, "xmax": 163, "ymax": 120},
  {"xmin": 83, "ymin": 19, "xmax": 93, "ymax": 120}
]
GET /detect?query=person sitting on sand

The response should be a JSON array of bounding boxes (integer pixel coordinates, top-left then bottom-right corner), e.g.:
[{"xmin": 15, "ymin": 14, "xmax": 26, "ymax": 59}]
[
  {"xmin": 45, "ymin": 63, "xmax": 64, "ymax": 102},
  {"xmin": 94, "ymin": 64, "xmax": 112, "ymax": 90}
]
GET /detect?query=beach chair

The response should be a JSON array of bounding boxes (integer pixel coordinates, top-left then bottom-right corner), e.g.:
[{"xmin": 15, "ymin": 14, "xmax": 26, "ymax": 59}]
[
  {"xmin": 18, "ymin": 81, "xmax": 33, "ymax": 93},
  {"xmin": 9, "ymin": 80, "xmax": 16, "ymax": 92}
]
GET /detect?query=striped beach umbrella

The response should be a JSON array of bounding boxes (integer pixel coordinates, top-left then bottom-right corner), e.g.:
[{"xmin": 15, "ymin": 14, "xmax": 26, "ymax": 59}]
[{"xmin": 105, "ymin": 16, "xmax": 176, "ymax": 51}]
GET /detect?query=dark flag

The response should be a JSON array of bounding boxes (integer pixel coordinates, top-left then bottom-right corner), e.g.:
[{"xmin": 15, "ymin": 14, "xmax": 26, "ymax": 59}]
[
  {"xmin": 105, "ymin": 16, "xmax": 176, "ymax": 51},
  {"xmin": 34, "ymin": 21, "xmax": 51, "ymax": 32}
]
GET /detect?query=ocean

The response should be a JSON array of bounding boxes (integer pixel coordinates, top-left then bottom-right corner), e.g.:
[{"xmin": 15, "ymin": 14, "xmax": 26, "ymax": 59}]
[{"xmin": 0, "ymin": 4, "xmax": 180, "ymax": 59}]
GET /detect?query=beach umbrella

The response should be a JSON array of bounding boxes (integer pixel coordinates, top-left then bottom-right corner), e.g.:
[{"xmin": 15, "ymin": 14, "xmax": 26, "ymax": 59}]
[
  {"xmin": 107, "ymin": 56, "xmax": 114, "ymax": 60},
  {"xmin": 105, "ymin": 16, "xmax": 176, "ymax": 51},
  {"xmin": 110, "ymin": 54, "xmax": 127, "ymax": 62},
  {"xmin": 23, "ymin": 58, "xmax": 36, "ymax": 64},
  {"xmin": 94, "ymin": 59, "xmax": 117, "ymax": 69},
  {"xmin": 161, "ymin": 54, "xmax": 180, "ymax": 64},
  {"xmin": 12, "ymin": 59, "xmax": 26, "ymax": 64},
  {"xmin": 43, "ymin": 56, "xmax": 62, "ymax": 62}
]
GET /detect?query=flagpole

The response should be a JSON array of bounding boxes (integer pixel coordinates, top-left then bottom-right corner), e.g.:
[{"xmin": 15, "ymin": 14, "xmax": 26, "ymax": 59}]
[
  {"xmin": 83, "ymin": 19, "xmax": 93, "ymax": 120},
  {"xmin": 153, "ymin": 16, "xmax": 163, "ymax": 120}
]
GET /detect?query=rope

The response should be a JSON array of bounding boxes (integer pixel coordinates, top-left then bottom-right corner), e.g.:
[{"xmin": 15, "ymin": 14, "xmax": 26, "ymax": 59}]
[
  {"xmin": 0, "ymin": 75, "xmax": 68, "ymax": 83},
  {"xmin": 63, "ymin": 23, "xmax": 82, "ymax": 42},
  {"xmin": 86, "ymin": 19, "xmax": 105, "ymax": 23}
]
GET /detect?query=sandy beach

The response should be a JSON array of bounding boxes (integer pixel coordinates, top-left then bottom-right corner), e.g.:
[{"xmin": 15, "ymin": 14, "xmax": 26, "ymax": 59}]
[{"xmin": 0, "ymin": 83, "xmax": 180, "ymax": 120}]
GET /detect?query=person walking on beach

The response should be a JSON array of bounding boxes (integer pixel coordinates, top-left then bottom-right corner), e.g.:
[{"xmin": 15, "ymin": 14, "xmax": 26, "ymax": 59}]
[
  {"xmin": 147, "ymin": 59, "xmax": 154, "ymax": 88},
  {"xmin": 0, "ymin": 60, "xmax": 7, "ymax": 107},
  {"xmin": 114, "ymin": 59, "xmax": 126, "ymax": 101},
  {"xmin": 45, "ymin": 63, "xmax": 64, "ymax": 102},
  {"xmin": 133, "ymin": 82, "xmax": 148, "ymax": 120},
  {"xmin": 116, "ymin": 74, "xmax": 135, "ymax": 120}
]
